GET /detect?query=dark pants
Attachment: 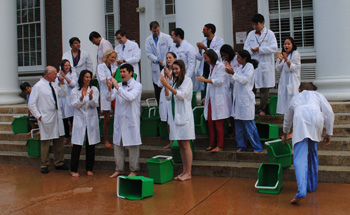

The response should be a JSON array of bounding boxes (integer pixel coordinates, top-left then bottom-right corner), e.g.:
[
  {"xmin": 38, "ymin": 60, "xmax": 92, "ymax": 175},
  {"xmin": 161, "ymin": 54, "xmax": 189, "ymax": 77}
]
[
  {"xmin": 153, "ymin": 83, "xmax": 162, "ymax": 106},
  {"xmin": 63, "ymin": 117, "xmax": 73, "ymax": 137},
  {"xmin": 70, "ymin": 132, "xmax": 95, "ymax": 172},
  {"xmin": 253, "ymin": 87, "xmax": 270, "ymax": 113}
]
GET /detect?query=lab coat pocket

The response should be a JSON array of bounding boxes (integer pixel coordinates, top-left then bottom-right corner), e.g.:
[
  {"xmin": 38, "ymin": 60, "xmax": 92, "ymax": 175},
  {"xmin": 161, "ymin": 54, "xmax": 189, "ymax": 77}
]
[
  {"xmin": 259, "ymin": 62, "xmax": 268, "ymax": 72},
  {"xmin": 174, "ymin": 113, "xmax": 187, "ymax": 126}
]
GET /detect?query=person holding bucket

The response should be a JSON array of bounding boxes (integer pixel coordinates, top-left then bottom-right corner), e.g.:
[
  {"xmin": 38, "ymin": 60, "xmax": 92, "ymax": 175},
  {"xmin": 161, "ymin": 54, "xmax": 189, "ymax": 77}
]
[
  {"xmin": 283, "ymin": 82, "xmax": 334, "ymax": 204},
  {"xmin": 160, "ymin": 60, "xmax": 195, "ymax": 181}
]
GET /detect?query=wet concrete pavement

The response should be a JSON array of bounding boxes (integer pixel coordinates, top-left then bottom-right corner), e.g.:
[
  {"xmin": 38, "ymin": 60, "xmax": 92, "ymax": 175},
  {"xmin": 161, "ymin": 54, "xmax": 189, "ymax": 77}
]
[{"xmin": 1, "ymin": 163, "xmax": 349, "ymax": 215}]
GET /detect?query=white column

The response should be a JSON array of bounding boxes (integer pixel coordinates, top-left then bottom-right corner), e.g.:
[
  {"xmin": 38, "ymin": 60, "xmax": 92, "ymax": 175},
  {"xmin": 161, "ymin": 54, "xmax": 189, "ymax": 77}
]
[
  {"xmin": 0, "ymin": 0, "xmax": 24, "ymax": 105},
  {"xmin": 175, "ymin": 0, "xmax": 233, "ymax": 47},
  {"xmin": 62, "ymin": 0, "xmax": 105, "ymax": 73},
  {"xmin": 313, "ymin": 0, "xmax": 350, "ymax": 100}
]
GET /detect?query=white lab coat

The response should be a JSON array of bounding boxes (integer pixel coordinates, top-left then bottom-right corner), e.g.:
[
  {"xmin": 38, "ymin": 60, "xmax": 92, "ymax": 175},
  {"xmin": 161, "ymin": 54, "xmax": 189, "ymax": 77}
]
[
  {"xmin": 169, "ymin": 40, "xmax": 197, "ymax": 80},
  {"xmin": 203, "ymin": 62, "xmax": 232, "ymax": 120},
  {"xmin": 28, "ymin": 78, "xmax": 67, "ymax": 140},
  {"xmin": 107, "ymin": 78, "xmax": 142, "ymax": 146},
  {"xmin": 145, "ymin": 32, "xmax": 173, "ymax": 84},
  {"xmin": 230, "ymin": 63, "xmax": 256, "ymax": 120},
  {"xmin": 195, "ymin": 35, "xmax": 225, "ymax": 91},
  {"xmin": 244, "ymin": 27, "xmax": 278, "ymax": 88},
  {"xmin": 97, "ymin": 62, "xmax": 117, "ymax": 111},
  {"xmin": 115, "ymin": 39, "xmax": 141, "ymax": 82},
  {"xmin": 156, "ymin": 68, "xmax": 173, "ymax": 122},
  {"xmin": 62, "ymin": 50, "xmax": 93, "ymax": 75},
  {"xmin": 70, "ymin": 86, "xmax": 100, "ymax": 145},
  {"xmin": 56, "ymin": 71, "xmax": 78, "ymax": 118},
  {"xmin": 166, "ymin": 76, "xmax": 195, "ymax": 140},
  {"xmin": 96, "ymin": 38, "xmax": 113, "ymax": 74},
  {"xmin": 283, "ymin": 90, "xmax": 334, "ymax": 146},
  {"xmin": 275, "ymin": 50, "xmax": 301, "ymax": 114}
]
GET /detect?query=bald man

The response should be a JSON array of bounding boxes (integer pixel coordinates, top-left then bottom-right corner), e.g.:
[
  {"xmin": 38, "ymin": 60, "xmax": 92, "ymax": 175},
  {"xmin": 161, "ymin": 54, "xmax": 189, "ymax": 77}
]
[{"xmin": 28, "ymin": 66, "xmax": 69, "ymax": 174}]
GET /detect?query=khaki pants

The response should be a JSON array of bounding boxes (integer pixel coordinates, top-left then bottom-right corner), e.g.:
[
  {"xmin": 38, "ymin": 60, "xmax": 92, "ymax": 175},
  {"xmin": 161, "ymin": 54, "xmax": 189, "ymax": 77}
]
[
  {"xmin": 113, "ymin": 143, "xmax": 140, "ymax": 172},
  {"xmin": 40, "ymin": 136, "xmax": 65, "ymax": 168}
]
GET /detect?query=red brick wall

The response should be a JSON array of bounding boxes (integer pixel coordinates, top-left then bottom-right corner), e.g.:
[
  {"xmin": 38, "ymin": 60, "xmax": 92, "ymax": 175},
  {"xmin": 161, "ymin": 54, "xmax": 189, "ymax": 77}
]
[
  {"xmin": 232, "ymin": 0, "xmax": 257, "ymax": 51},
  {"xmin": 119, "ymin": 0, "xmax": 140, "ymax": 45},
  {"xmin": 45, "ymin": 0, "xmax": 62, "ymax": 70}
]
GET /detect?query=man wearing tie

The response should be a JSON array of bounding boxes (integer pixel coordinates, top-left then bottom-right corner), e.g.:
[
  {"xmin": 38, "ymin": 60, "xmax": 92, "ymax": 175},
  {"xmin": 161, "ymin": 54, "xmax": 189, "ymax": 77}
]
[
  {"xmin": 28, "ymin": 66, "xmax": 69, "ymax": 174},
  {"xmin": 114, "ymin": 30, "xmax": 141, "ymax": 82}
]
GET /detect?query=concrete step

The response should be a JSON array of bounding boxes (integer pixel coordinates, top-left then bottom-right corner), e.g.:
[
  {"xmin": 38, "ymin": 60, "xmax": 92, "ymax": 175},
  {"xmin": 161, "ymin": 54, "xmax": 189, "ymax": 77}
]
[
  {"xmin": 1, "ymin": 140, "xmax": 349, "ymax": 166},
  {"xmin": 0, "ymin": 122, "xmax": 13, "ymax": 131},
  {"xmin": 0, "ymin": 104, "xmax": 27, "ymax": 114},
  {"xmin": 0, "ymin": 150, "xmax": 349, "ymax": 183},
  {"xmin": 0, "ymin": 114, "xmax": 25, "ymax": 123},
  {"xmin": 255, "ymin": 113, "xmax": 350, "ymax": 125}
]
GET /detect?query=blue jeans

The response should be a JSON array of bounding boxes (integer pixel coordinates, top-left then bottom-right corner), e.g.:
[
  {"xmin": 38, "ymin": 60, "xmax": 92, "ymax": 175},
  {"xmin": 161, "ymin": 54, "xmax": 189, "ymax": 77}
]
[
  {"xmin": 235, "ymin": 120, "xmax": 262, "ymax": 152},
  {"xmin": 293, "ymin": 138, "xmax": 319, "ymax": 199}
]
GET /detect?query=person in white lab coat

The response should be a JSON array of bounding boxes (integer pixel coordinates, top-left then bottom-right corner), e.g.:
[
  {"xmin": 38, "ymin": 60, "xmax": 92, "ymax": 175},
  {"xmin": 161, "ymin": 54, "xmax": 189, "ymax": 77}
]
[
  {"xmin": 226, "ymin": 50, "xmax": 262, "ymax": 153},
  {"xmin": 220, "ymin": 44, "xmax": 240, "ymax": 138},
  {"xmin": 160, "ymin": 60, "xmax": 195, "ymax": 181},
  {"xmin": 62, "ymin": 37, "xmax": 93, "ymax": 76},
  {"xmin": 283, "ymin": 82, "xmax": 334, "ymax": 204},
  {"xmin": 97, "ymin": 49, "xmax": 118, "ymax": 148},
  {"xmin": 115, "ymin": 29, "xmax": 141, "ymax": 82},
  {"xmin": 196, "ymin": 49, "xmax": 232, "ymax": 152},
  {"xmin": 89, "ymin": 31, "xmax": 113, "ymax": 76},
  {"xmin": 70, "ymin": 70, "xmax": 100, "ymax": 178},
  {"xmin": 275, "ymin": 37, "xmax": 301, "ymax": 115},
  {"xmin": 156, "ymin": 52, "xmax": 177, "ymax": 149},
  {"xmin": 28, "ymin": 66, "xmax": 69, "ymax": 174},
  {"xmin": 169, "ymin": 28, "xmax": 196, "ymax": 84},
  {"xmin": 57, "ymin": 59, "xmax": 77, "ymax": 144},
  {"xmin": 145, "ymin": 21, "xmax": 173, "ymax": 104},
  {"xmin": 196, "ymin": 23, "xmax": 225, "ymax": 95},
  {"xmin": 244, "ymin": 13, "xmax": 278, "ymax": 116},
  {"xmin": 106, "ymin": 64, "xmax": 142, "ymax": 178}
]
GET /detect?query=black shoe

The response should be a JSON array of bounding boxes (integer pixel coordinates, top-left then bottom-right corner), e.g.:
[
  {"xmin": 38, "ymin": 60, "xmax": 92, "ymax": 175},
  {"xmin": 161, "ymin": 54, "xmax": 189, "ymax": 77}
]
[
  {"xmin": 55, "ymin": 165, "xmax": 69, "ymax": 170},
  {"xmin": 41, "ymin": 167, "xmax": 49, "ymax": 174}
]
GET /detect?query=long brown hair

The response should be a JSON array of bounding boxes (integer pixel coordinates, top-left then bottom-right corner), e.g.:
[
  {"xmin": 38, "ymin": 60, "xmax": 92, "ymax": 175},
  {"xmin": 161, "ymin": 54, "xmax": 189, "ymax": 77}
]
[{"xmin": 172, "ymin": 60, "xmax": 186, "ymax": 88}]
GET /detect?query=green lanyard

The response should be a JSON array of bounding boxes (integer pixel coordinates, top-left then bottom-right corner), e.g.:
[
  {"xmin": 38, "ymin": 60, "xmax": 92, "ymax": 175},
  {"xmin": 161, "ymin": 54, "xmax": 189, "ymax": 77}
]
[{"xmin": 171, "ymin": 86, "xmax": 177, "ymax": 119}]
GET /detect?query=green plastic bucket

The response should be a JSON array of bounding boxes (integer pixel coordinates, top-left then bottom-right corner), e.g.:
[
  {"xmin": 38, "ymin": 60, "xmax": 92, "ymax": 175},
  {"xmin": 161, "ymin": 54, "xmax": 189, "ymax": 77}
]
[
  {"xmin": 26, "ymin": 129, "xmax": 41, "ymax": 157},
  {"xmin": 265, "ymin": 139, "xmax": 292, "ymax": 169},
  {"xmin": 255, "ymin": 163, "xmax": 283, "ymax": 194},
  {"xmin": 171, "ymin": 140, "xmax": 194, "ymax": 163},
  {"xmin": 267, "ymin": 95, "xmax": 281, "ymax": 115},
  {"xmin": 158, "ymin": 121, "xmax": 169, "ymax": 138},
  {"xmin": 117, "ymin": 176, "xmax": 154, "ymax": 200},
  {"xmin": 256, "ymin": 122, "xmax": 279, "ymax": 141},
  {"xmin": 12, "ymin": 116, "xmax": 30, "ymax": 134},
  {"xmin": 147, "ymin": 155, "xmax": 174, "ymax": 184},
  {"xmin": 141, "ymin": 107, "xmax": 160, "ymax": 137}
]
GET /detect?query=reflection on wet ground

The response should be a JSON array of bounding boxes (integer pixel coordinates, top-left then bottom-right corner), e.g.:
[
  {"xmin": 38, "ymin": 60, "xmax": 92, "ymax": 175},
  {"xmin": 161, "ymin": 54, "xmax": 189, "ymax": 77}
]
[{"xmin": 0, "ymin": 163, "xmax": 349, "ymax": 215}]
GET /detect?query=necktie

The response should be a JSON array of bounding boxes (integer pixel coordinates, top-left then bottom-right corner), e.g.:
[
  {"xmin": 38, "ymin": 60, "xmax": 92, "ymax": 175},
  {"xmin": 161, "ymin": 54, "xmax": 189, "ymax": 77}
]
[
  {"xmin": 49, "ymin": 82, "xmax": 58, "ymax": 110},
  {"xmin": 122, "ymin": 45, "xmax": 125, "ymax": 51},
  {"xmin": 255, "ymin": 31, "xmax": 261, "ymax": 35}
]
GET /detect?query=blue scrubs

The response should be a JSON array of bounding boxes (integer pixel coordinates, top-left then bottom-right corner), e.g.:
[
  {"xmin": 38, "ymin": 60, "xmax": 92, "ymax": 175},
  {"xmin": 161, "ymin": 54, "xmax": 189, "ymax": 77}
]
[
  {"xmin": 293, "ymin": 138, "xmax": 319, "ymax": 199},
  {"xmin": 235, "ymin": 120, "xmax": 262, "ymax": 152}
]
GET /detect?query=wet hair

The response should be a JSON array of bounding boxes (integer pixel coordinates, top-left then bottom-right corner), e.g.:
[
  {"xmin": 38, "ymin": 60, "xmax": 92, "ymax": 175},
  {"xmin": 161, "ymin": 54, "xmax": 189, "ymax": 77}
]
[
  {"xmin": 204, "ymin": 23, "xmax": 216, "ymax": 34},
  {"xmin": 78, "ymin": 70, "xmax": 93, "ymax": 90},
  {"xmin": 299, "ymin": 82, "xmax": 318, "ymax": 92},
  {"xmin": 149, "ymin": 21, "xmax": 160, "ymax": 30},
  {"xmin": 220, "ymin": 44, "xmax": 235, "ymax": 62},
  {"xmin": 101, "ymin": 49, "xmax": 117, "ymax": 63},
  {"xmin": 252, "ymin": 13, "xmax": 265, "ymax": 23},
  {"xmin": 282, "ymin": 36, "xmax": 297, "ymax": 53},
  {"xmin": 238, "ymin": 50, "xmax": 259, "ymax": 69},
  {"xmin": 60, "ymin": 59, "xmax": 72, "ymax": 73},
  {"xmin": 172, "ymin": 60, "xmax": 186, "ymax": 88},
  {"xmin": 89, "ymin": 31, "xmax": 101, "ymax": 41},
  {"xmin": 20, "ymin": 82, "xmax": 31, "ymax": 92},
  {"xmin": 166, "ymin": 52, "xmax": 177, "ymax": 59},
  {"xmin": 172, "ymin": 28, "xmax": 184, "ymax": 39},
  {"xmin": 69, "ymin": 37, "xmax": 80, "ymax": 46},
  {"xmin": 115, "ymin": 29, "xmax": 126, "ymax": 37},
  {"xmin": 204, "ymin": 49, "xmax": 218, "ymax": 66},
  {"xmin": 43, "ymin": 66, "xmax": 56, "ymax": 76},
  {"xmin": 120, "ymin": 63, "xmax": 134, "ymax": 74}
]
